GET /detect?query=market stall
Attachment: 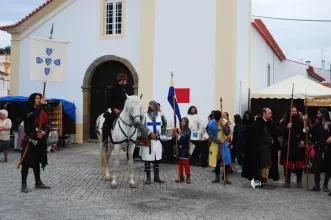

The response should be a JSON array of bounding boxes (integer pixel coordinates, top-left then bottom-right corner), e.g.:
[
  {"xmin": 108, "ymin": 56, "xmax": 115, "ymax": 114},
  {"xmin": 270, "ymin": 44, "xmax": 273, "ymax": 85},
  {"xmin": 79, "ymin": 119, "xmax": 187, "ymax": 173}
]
[{"xmin": 250, "ymin": 75, "xmax": 331, "ymax": 121}]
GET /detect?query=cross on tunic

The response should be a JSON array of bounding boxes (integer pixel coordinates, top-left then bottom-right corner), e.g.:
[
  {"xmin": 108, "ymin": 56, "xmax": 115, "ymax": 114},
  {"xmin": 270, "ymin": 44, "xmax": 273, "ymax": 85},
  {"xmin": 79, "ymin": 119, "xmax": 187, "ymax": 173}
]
[{"xmin": 147, "ymin": 121, "xmax": 161, "ymax": 133}]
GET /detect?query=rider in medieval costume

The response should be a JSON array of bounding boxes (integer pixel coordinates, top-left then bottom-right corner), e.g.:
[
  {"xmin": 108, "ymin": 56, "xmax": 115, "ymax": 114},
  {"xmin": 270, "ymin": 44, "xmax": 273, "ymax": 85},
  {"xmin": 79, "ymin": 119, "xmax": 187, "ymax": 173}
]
[
  {"xmin": 206, "ymin": 110, "xmax": 232, "ymax": 184},
  {"xmin": 140, "ymin": 101, "xmax": 167, "ymax": 184},
  {"xmin": 102, "ymin": 74, "xmax": 128, "ymax": 148}
]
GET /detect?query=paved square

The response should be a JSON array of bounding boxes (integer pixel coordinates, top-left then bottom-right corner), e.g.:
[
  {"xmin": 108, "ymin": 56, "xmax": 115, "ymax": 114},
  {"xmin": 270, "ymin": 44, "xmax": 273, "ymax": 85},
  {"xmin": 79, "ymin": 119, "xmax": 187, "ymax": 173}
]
[{"xmin": 0, "ymin": 143, "xmax": 330, "ymax": 220}]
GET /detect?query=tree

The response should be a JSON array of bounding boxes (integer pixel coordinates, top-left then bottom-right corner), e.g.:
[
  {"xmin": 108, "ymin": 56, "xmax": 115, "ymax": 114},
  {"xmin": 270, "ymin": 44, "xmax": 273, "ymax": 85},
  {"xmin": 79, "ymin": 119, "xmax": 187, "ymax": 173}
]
[{"xmin": 0, "ymin": 46, "xmax": 11, "ymax": 55}]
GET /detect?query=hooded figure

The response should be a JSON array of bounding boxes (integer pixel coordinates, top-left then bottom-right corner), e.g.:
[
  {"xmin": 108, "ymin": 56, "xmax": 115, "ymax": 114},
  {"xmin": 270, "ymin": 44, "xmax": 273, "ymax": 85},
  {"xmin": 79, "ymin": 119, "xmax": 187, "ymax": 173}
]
[
  {"xmin": 20, "ymin": 93, "xmax": 51, "ymax": 193},
  {"xmin": 140, "ymin": 100, "xmax": 165, "ymax": 184}
]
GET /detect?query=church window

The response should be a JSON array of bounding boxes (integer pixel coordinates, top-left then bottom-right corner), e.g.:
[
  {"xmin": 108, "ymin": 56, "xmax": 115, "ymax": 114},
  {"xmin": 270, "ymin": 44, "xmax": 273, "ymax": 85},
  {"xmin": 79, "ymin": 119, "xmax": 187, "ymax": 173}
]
[
  {"xmin": 104, "ymin": 0, "xmax": 123, "ymax": 35},
  {"xmin": 267, "ymin": 64, "xmax": 271, "ymax": 86}
]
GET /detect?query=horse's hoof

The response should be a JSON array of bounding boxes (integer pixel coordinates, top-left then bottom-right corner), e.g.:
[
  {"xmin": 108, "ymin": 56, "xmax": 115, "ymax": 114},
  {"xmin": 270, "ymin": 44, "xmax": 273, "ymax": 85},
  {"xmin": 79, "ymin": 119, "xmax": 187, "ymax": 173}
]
[
  {"xmin": 129, "ymin": 183, "xmax": 136, "ymax": 188},
  {"xmin": 110, "ymin": 183, "xmax": 117, "ymax": 189},
  {"xmin": 105, "ymin": 176, "xmax": 111, "ymax": 181}
]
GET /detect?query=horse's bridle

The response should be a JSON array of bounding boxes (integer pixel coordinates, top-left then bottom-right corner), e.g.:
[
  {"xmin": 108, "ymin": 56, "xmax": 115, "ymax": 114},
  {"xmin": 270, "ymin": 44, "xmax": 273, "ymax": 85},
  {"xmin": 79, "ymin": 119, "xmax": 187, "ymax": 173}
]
[{"xmin": 108, "ymin": 113, "xmax": 141, "ymax": 149}]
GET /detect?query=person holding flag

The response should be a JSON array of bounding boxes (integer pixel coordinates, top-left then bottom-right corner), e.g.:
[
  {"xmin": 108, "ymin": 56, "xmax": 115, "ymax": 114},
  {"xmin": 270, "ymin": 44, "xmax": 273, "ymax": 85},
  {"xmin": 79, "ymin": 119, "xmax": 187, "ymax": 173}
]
[{"xmin": 167, "ymin": 72, "xmax": 184, "ymax": 183}]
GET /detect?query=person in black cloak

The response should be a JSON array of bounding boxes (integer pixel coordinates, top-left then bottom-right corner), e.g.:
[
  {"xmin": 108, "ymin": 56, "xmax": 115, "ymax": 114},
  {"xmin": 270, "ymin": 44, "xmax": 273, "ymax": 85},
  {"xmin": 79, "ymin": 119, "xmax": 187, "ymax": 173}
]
[
  {"xmin": 231, "ymin": 114, "xmax": 246, "ymax": 171},
  {"xmin": 242, "ymin": 107, "xmax": 276, "ymax": 189},
  {"xmin": 20, "ymin": 93, "xmax": 51, "ymax": 193}
]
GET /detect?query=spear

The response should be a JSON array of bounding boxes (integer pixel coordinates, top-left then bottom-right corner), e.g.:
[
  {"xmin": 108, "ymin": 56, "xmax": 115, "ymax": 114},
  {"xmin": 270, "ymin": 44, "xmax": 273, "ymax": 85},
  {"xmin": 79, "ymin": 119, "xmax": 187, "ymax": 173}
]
[
  {"xmin": 285, "ymin": 83, "xmax": 294, "ymax": 184},
  {"xmin": 304, "ymin": 87, "xmax": 309, "ymax": 190},
  {"xmin": 220, "ymin": 97, "xmax": 226, "ymax": 185}
]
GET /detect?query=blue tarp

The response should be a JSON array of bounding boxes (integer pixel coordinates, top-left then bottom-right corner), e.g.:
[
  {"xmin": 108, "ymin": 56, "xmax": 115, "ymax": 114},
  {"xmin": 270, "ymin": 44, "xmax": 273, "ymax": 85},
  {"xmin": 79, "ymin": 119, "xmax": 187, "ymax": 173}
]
[{"xmin": 0, "ymin": 96, "xmax": 76, "ymax": 122}]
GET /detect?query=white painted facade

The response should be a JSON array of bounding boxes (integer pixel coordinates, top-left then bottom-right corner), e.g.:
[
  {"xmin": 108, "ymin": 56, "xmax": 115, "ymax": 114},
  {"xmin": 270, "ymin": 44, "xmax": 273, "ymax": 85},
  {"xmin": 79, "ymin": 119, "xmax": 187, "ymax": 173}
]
[
  {"xmin": 153, "ymin": 0, "xmax": 217, "ymax": 126},
  {"xmin": 17, "ymin": 0, "xmax": 142, "ymax": 125},
  {"xmin": 251, "ymin": 22, "xmax": 327, "ymax": 92},
  {"xmin": 0, "ymin": 55, "xmax": 10, "ymax": 97},
  {"xmin": 2, "ymin": 0, "xmax": 255, "ymax": 141}
]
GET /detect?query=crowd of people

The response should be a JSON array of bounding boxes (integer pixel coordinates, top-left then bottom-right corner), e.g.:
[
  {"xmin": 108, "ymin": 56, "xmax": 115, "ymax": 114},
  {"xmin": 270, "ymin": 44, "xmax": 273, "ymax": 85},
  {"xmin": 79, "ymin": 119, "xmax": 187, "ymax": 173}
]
[{"xmin": 10, "ymin": 73, "xmax": 330, "ymax": 197}]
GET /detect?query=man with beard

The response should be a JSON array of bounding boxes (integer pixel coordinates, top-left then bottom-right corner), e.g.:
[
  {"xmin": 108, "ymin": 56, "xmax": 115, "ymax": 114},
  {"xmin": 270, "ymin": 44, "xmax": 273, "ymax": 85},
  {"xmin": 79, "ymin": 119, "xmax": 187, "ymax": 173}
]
[
  {"xmin": 140, "ymin": 101, "xmax": 167, "ymax": 184},
  {"xmin": 279, "ymin": 107, "xmax": 305, "ymax": 188},
  {"xmin": 102, "ymin": 74, "xmax": 128, "ymax": 148},
  {"xmin": 310, "ymin": 108, "xmax": 330, "ymax": 193},
  {"xmin": 242, "ymin": 108, "xmax": 274, "ymax": 189}
]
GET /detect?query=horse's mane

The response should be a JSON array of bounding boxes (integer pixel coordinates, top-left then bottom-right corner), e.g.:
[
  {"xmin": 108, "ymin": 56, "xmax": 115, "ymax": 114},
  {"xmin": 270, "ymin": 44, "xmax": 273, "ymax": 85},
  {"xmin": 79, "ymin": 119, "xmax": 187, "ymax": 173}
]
[{"xmin": 125, "ymin": 95, "xmax": 141, "ymax": 107}]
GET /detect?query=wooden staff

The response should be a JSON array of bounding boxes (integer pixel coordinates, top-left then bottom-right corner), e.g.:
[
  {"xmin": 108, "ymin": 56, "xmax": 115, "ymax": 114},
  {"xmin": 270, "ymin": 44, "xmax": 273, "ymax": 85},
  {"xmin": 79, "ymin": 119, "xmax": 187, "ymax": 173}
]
[
  {"xmin": 220, "ymin": 97, "xmax": 226, "ymax": 185},
  {"xmin": 285, "ymin": 83, "xmax": 294, "ymax": 184},
  {"xmin": 173, "ymin": 95, "xmax": 181, "ymax": 182},
  {"xmin": 17, "ymin": 82, "xmax": 47, "ymax": 169},
  {"xmin": 304, "ymin": 90, "xmax": 309, "ymax": 190}
]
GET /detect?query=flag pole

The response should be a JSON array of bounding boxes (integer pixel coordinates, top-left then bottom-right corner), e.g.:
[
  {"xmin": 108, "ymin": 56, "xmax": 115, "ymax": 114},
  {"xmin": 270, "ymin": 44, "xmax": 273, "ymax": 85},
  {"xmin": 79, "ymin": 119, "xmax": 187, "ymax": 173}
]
[{"xmin": 171, "ymin": 72, "xmax": 181, "ymax": 183}]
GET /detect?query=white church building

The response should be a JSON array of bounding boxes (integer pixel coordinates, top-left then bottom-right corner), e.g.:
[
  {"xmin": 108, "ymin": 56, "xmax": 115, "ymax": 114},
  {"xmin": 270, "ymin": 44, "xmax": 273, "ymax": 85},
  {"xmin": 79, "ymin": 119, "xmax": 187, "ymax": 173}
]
[{"xmin": 0, "ymin": 0, "xmax": 328, "ymax": 143}]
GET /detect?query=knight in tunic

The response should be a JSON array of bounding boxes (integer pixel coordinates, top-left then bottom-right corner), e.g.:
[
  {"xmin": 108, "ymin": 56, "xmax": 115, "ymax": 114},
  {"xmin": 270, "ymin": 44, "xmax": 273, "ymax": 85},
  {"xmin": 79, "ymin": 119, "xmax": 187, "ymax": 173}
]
[{"xmin": 140, "ymin": 101, "xmax": 167, "ymax": 184}]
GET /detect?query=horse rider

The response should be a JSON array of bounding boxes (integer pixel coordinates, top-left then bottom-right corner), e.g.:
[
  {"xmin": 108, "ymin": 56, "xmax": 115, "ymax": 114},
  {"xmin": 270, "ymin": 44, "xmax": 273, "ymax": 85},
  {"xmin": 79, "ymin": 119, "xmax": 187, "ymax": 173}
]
[{"xmin": 102, "ymin": 73, "xmax": 128, "ymax": 148}]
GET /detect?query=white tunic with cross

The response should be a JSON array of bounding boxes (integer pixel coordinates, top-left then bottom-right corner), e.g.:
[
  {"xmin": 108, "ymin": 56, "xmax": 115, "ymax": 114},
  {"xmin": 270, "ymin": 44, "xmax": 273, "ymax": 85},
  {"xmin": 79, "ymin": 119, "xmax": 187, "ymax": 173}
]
[{"xmin": 139, "ymin": 112, "xmax": 163, "ymax": 161}]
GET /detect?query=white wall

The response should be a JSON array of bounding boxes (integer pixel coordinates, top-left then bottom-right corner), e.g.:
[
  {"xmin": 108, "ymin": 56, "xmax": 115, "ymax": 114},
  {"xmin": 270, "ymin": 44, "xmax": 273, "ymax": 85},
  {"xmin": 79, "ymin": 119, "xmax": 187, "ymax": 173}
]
[
  {"xmin": 315, "ymin": 67, "xmax": 330, "ymax": 82},
  {"xmin": 18, "ymin": 0, "xmax": 142, "ymax": 124},
  {"xmin": 0, "ymin": 74, "xmax": 8, "ymax": 97},
  {"xmin": 153, "ymin": 0, "xmax": 216, "ymax": 126},
  {"xmin": 236, "ymin": 0, "xmax": 250, "ymax": 117},
  {"xmin": 250, "ymin": 26, "xmax": 281, "ymax": 91},
  {"xmin": 251, "ymin": 26, "xmax": 324, "ymax": 93}
]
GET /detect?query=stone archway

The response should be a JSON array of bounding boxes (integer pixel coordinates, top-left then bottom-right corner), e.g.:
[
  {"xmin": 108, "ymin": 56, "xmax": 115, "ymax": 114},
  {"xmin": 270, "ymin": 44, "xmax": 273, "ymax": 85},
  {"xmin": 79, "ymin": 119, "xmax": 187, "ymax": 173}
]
[{"xmin": 81, "ymin": 55, "xmax": 138, "ymax": 141}]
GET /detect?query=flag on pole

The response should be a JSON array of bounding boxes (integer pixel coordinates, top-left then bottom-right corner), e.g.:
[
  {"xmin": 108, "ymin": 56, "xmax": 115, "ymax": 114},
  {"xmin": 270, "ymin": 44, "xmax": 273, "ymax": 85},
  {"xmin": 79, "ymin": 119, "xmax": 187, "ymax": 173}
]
[
  {"xmin": 29, "ymin": 36, "xmax": 68, "ymax": 83},
  {"xmin": 167, "ymin": 72, "xmax": 182, "ymax": 122}
]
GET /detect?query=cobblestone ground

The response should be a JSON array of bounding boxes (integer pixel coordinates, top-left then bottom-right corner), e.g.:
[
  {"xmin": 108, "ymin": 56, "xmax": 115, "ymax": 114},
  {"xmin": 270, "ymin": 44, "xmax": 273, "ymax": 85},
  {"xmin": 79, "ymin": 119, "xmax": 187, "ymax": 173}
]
[{"xmin": 0, "ymin": 143, "xmax": 330, "ymax": 220}]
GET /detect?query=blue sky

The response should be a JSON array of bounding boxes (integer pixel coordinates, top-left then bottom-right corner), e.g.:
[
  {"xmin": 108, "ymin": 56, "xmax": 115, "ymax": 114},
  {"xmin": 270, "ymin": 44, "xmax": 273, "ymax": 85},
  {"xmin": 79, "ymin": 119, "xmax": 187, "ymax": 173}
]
[{"xmin": 1, "ymin": 0, "xmax": 331, "ymax": 69}]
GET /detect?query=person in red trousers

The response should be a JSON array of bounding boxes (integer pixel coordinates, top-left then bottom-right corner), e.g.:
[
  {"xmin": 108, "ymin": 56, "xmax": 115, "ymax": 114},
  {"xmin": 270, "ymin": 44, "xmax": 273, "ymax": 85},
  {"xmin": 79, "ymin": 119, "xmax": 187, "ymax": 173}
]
[{"xmin": 174, "ymin": 117, "xmax": 192, "ymax": 184}]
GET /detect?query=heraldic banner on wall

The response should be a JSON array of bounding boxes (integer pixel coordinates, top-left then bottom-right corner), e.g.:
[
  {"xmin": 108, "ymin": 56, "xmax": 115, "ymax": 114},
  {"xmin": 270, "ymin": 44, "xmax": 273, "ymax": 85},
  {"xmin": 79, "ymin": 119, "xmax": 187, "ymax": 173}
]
[{"xmin": 29, "ymin": 36, "xmax": 68, "ymax": 83}]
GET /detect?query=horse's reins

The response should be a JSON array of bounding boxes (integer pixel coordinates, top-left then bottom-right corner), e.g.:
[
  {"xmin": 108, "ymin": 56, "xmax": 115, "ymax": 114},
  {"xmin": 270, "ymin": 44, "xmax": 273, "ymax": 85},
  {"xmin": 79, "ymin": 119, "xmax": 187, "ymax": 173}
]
[{"xmin": 109, "ymin": 114, "xmax": 140, "ymax": 150}]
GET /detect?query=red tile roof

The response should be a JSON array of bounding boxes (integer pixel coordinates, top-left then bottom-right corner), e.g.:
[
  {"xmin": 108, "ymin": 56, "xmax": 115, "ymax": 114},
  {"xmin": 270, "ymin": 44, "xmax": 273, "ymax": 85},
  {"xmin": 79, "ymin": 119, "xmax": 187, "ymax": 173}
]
[
  {"xmin": 307, "ymin": 66, "xmax": 325, "ymax": 82},
  {"xmin": 0, "ymin": 0, "xmax": 54, "ymax": 31},
  {"xmin": 286, "ymin": 60, "xmax": 326, "ymax": 82},
  {"xmin": 251, "ymin": 19, "xmax": 287, "ymax": 61},
  {"xmin": 321, "ymin": 82, "xmax": 331, "ymax": 88}
]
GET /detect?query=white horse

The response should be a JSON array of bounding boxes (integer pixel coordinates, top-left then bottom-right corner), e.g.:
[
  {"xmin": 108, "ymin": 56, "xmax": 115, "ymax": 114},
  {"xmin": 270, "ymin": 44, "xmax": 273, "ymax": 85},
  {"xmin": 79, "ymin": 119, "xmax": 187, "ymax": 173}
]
[{"xmin": 96, "ymin": 94, "xmax": 142, "ymax": 189}]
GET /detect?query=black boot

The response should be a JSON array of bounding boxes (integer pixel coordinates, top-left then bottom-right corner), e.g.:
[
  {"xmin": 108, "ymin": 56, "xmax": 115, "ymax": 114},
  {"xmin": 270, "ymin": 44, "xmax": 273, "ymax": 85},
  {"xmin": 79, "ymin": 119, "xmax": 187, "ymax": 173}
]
[
  {"xmin": 323, "ymin": 177, "xmax": 329, "ymax": 192},
  {"xmin": 21, "ymin": 183, "xmax": 29, "ymax": 193},
  {"xmin": 144, "ymin": 162, "xmax": 151, "ymax": 185},
  {"xmin": 21, "ymin": 165, "xmax": 29, "ymax": 193},
  {"xmin": 261, "ymin": 178, "xmax": 274, "ymax": 189},
  {"xmin": 296, "ymin": 169, "xmax": 303, "ymax": 188},
  {"xmin": 212, "ymin": 173, "xmax": 220, "ymax": 183},
  {"xmin": 310, "ymin": 182, "xmax": 320, "ymax": 191},
  {"xmin": 144, "ymin": 170, "xmax": 151, "ymax": 185},
  {"xmin": 34, "ymin": 166, "xmax": 51, "ymax": 189},
  {"xmin": 153, "ymin": 163, "xmax": 164, "ymax": 184}
]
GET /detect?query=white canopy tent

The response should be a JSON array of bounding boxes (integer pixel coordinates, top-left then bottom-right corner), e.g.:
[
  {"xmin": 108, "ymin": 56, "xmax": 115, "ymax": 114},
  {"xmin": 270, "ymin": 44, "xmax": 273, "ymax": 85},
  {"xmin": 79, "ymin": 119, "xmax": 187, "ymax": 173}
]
[{"xmin": 250, "ymin": 75, "xmax": 331, "ymax": 99}]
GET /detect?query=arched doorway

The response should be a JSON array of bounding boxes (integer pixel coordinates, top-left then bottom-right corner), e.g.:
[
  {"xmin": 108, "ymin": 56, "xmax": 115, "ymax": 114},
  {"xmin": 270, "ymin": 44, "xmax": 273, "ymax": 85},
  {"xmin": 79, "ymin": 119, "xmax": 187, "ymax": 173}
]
[{"xmin": 82, "ymin": 55, "xmax": 138, "ymax": 141}]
